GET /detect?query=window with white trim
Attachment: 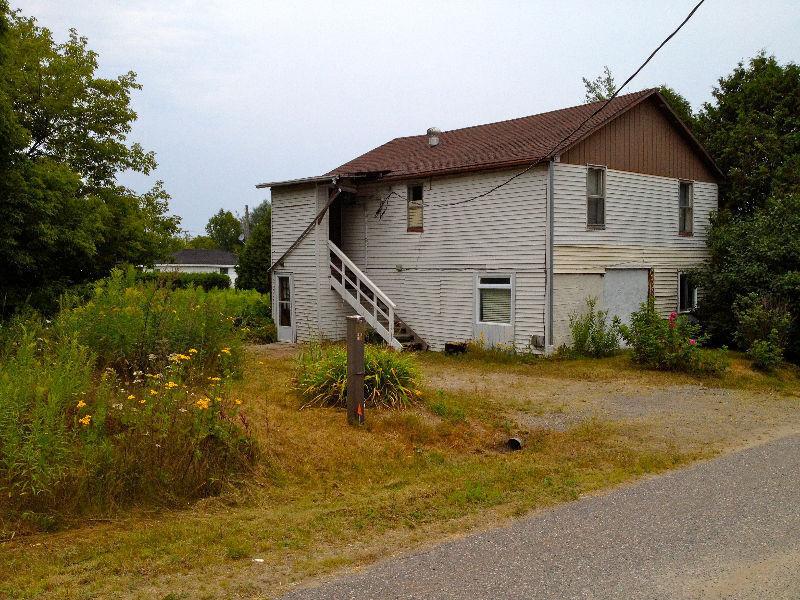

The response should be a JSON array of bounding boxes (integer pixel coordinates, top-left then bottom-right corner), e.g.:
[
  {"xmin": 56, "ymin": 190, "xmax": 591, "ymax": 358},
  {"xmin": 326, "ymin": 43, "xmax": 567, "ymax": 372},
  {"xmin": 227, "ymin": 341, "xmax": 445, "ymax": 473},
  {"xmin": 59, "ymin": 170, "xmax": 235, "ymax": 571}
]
[
  {"xmin": 586, "ymin": 166, "xmax": 606, "ymax": 229},
  {"xmin": 477, "ymin": 275, "xmax": 513, "ymax": 324},
  {"xmin": 678, "ymin": 272, "xmax": 697, "ymax": 313},
  {"xmin": 679, "ymin": 181, "xmax": 693, "ymax": 235},
  {"xmin": 407, "ymin": 184, "xmax": 423, "ymax": 231}
]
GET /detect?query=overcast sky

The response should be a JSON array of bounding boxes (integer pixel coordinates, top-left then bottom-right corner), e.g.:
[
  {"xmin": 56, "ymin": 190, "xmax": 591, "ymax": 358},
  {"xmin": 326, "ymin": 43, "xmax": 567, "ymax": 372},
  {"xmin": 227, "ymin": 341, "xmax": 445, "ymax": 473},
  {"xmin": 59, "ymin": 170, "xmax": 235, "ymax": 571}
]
[{"xmin": 13, "ymin": 0, "xmax": 800, "ymax": 235}]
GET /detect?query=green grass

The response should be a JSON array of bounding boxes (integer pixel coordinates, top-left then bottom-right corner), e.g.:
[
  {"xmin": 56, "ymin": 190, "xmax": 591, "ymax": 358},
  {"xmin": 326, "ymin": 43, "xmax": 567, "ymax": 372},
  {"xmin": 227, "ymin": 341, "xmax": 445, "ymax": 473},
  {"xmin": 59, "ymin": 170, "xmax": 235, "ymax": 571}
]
[{"xmin": 1, "ymin": 345, "xmax": 797, "ymax": 599}]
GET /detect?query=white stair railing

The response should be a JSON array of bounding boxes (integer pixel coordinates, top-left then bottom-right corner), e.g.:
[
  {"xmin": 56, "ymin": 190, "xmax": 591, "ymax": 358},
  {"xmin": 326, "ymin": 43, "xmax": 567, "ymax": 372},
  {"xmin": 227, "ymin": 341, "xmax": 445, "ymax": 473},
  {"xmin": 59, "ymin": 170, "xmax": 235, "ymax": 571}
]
[{"xmin": 328, "ymin": 240, "xmax": 402, "ymax": 350}]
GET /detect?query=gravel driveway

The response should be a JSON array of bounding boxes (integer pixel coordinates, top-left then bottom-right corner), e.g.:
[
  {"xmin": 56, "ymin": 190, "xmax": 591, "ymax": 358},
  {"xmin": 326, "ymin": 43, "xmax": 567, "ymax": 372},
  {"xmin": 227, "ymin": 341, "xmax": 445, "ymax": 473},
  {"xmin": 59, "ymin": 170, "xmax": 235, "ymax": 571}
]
[{"xmin": 282, "ymin": 430, "xmax": 800, "ymax": 599}]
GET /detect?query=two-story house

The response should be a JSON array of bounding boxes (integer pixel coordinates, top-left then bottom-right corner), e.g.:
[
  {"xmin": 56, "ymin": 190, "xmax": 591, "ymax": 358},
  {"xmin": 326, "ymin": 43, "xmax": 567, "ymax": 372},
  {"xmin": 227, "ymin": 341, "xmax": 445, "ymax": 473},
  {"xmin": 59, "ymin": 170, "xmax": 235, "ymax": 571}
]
[{"xmin": 260, "ymin": 88, "xmax": 721, "ymax": 352}]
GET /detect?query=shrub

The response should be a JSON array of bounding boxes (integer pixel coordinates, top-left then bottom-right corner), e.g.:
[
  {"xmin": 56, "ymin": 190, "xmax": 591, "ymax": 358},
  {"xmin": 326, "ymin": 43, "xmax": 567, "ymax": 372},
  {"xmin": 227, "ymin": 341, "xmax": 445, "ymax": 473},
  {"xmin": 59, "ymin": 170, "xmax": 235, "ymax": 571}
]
[
  {"xmin": 566, "ymin": 297, "xmax": 623, "ymax": 358},
  {"xmin": 748, "ymin": 333, "xmax": 785, "ymax": 372},
  {"xmin": 135, "ymin": 271, "xmax": 232, "ymax": 291},
  {"xmin": 733, "ymin": 293, "xmax": 791, "ymax": 350},
  {"xmin": 734, "ymin": 293, "xmax": 791, "ymax": 370},
  {"xmin": 295, "ymin": 344, "xmax": 422, "ymax": 409},
  {"xmin": 0, "ymin": 320, "xmax": 256, "ymax": 520},
  {"xmin": 56, "ymin": 268, "xmax": 244, "ymax": 376},
  {"xmin": 215, "ymin": 289, "xmax": 276, "ymax": 343},
  {"xmin": 623, "ymin": 299, "xmax": 728, "ymax": 376}
]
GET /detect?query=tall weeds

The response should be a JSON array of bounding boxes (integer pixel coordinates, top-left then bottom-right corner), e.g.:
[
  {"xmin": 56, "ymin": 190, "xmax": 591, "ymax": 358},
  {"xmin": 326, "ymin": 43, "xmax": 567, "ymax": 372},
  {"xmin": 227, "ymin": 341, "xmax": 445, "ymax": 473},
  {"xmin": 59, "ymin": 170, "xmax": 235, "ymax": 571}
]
[{"xmin": 0, "ymin": 272, "xmax": 260, "ymax": 528}]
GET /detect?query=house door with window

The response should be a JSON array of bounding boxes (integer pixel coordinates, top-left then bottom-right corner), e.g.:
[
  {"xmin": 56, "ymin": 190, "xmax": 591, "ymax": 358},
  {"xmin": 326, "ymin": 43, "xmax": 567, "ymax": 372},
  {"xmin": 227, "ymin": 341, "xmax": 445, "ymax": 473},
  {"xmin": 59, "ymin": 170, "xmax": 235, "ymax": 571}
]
[{"xmin": 275, "ymin": 274, "xmax": 294, "ymax": 342}]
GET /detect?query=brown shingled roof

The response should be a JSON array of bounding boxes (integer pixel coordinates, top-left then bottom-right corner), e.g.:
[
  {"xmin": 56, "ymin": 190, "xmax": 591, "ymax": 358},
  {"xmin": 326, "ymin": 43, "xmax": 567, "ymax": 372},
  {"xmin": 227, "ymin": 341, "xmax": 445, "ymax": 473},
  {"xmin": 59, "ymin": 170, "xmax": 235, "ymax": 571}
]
[{"xmin": 326, "ymin": 89, "xmax": 662, "ymax": 180}]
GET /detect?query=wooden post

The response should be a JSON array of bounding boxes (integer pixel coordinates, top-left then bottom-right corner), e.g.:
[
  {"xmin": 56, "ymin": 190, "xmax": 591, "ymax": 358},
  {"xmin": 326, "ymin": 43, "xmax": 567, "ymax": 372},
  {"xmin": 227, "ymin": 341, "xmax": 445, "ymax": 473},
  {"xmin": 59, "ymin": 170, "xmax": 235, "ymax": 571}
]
[{"xmin": 346, "ymin": 315, "xmax": 366, "ymax": 425}]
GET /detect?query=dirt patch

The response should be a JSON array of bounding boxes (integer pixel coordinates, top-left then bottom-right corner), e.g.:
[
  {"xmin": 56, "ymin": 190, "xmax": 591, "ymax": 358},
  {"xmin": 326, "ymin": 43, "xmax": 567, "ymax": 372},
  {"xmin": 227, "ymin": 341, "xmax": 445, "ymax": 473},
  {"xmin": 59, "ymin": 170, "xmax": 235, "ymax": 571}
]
[{"xmin": 423, "ymin": 365, "xmax": 800, "ymax": 452}]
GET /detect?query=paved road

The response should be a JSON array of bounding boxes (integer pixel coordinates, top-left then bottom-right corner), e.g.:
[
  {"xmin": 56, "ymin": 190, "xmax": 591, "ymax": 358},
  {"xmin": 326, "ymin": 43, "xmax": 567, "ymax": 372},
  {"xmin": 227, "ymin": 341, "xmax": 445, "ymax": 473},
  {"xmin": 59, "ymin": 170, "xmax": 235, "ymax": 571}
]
[{"xmin": 282, "ymin": 432, "xmax": 800, "ymax": 599}]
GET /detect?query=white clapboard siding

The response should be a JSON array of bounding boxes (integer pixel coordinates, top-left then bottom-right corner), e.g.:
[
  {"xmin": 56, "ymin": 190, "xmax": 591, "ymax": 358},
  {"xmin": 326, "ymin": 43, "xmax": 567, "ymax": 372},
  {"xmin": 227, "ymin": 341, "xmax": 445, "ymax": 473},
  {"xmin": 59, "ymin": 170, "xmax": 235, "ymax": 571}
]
[
  {"xmin": 353, "ymin": 167, "xmax": 548, "ymax": 350},
  {"xmin": 271, "ymin": 184, "xmax": 349, "ymax": 341},
  {"xmin": 552, "ymin": 162, "xmax": 718, "ymax": 318}
]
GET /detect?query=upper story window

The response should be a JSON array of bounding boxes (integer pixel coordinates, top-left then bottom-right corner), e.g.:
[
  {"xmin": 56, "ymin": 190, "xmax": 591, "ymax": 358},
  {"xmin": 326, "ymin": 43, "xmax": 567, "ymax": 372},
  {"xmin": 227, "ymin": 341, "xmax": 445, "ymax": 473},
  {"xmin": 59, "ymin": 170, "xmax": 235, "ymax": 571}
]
[
  {"xmin": 679, "ymin": 181, "xmax": 694, "ymax": 235},
  {"xmin": 219, "ymin": 267, "xmax": 229, "ymax": 275},
  {"xmin": 586, "ymin": 166, "xmax": 606, "ymax": 229},
  {"xmin": 407, "ymin": 184, "xmax": 424, "ymax": 232}
]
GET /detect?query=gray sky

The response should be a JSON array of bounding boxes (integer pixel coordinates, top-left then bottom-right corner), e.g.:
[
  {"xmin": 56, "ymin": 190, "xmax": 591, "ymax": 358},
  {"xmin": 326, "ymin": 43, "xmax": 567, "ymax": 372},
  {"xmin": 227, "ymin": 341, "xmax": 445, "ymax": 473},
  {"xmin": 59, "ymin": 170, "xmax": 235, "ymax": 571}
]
[{"xmin": 13, "ymin": 0, "xmax": 800, "ymax": 235}]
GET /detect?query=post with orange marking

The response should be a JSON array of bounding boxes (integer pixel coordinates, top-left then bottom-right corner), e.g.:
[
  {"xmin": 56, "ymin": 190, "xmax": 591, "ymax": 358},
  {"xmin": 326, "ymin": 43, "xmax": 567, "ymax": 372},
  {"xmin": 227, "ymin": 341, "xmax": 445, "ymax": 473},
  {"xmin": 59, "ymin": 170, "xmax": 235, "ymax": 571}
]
[{"xmin": 346, "ymin": 315, "xmax": 366, "ymax": 425}]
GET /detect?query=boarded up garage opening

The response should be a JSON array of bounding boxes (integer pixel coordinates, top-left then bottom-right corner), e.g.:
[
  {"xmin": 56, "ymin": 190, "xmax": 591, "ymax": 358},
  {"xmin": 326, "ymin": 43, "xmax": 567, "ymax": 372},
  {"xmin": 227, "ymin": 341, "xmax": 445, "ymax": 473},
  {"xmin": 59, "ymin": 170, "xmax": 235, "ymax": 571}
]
[{"xmin": 603, "ymin": 267, "xmax": 650, "ymax": 330}]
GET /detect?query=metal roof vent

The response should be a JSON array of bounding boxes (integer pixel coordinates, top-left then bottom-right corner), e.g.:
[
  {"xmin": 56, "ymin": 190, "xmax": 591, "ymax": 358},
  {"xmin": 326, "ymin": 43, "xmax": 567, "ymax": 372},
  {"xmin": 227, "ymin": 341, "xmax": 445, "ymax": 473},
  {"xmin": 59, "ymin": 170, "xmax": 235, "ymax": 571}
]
[{"xmin": 427, "ymin": 127, "xmax": 441, "ymax": 147}]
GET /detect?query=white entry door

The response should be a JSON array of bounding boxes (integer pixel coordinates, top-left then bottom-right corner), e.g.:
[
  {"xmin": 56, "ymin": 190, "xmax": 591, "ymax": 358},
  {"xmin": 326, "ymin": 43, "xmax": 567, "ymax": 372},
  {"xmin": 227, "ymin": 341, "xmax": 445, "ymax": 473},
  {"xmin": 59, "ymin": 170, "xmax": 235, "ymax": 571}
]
[
  {"xmin": 275, "ymin": 274, "xmax": 294, "ymax": 342},
  {"xmin": 603, "ymin": 268, "xmax": 649, "ymax": 329}
]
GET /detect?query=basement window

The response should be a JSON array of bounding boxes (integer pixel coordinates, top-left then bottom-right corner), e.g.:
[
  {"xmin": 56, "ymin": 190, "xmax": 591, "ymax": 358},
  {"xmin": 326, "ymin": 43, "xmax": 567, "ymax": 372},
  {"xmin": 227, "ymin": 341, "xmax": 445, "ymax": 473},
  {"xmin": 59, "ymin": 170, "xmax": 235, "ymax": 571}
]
[
  {"xmin": 678, "ymin": 272, "xmax": 698, "ymax": 313},
  {"xmin": 476, "ymin": 275, "xmax": 513, "ymax": 325},
  {"xmin": 407, "ymin": 184, "xmax": 424, "ymax": 232},
  {"xmin": 587, "ymin": 166, "xmax": 606, "ymax": 229},
  {"xmin": 679, "ymin": 181, "xmax": 694, "ymax": 235}
]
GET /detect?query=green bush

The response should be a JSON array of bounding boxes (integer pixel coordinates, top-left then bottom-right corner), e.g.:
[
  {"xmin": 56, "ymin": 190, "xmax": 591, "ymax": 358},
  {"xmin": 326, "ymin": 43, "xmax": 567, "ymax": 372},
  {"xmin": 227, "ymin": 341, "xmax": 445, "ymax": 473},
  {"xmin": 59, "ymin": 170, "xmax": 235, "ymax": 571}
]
[
  {"xmin": 622, "ymin": 299, "xmax": 728, "ymax": 376},
  {"xmin": 56, "ymin": 268, "xmax": 245, "ymax": 376},
  {"xmin": 748, "ymin": 334, "xmax": 785, "ymax": 372},
  {"xmin": 214, "ymin": 289, "xmax": 276, "ymax": 343},
  {"xmin": 295, "ymin": 344, "xmax": 422, "ymax": 409},
  {"xmin": 733, "ymin": 293, "xmax": 791, "ymax": 370},
  {"xmin": 0, "ymin": 320, "xmax": 256, "ymax": 521},
  {"xmin": 136, "ymin": 271, "xmax": 232, "ymax": 291},
  {"xmin": 566, "ymin": 297, "xmax": 623, "ymax": 358}
]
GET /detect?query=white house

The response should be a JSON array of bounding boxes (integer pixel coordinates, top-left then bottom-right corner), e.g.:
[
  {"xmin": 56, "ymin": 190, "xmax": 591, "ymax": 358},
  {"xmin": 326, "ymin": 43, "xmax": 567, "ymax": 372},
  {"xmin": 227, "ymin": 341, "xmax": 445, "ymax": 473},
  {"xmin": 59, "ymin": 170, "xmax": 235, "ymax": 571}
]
[
  {"xmin": 260, "ymin": 89, "xmax": 720, "ymax": 351},
  {"xmin": 153, "ymin": 249, "xmax": 238, "ymax": 287}
]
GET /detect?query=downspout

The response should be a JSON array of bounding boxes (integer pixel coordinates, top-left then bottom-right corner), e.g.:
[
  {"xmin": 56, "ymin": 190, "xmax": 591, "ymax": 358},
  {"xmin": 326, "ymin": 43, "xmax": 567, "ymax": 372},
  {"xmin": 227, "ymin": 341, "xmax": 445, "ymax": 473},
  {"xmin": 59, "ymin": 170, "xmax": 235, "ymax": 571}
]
[{"xmin": 546, "ymin": 158, "xmax": 555, "ymax": 352}]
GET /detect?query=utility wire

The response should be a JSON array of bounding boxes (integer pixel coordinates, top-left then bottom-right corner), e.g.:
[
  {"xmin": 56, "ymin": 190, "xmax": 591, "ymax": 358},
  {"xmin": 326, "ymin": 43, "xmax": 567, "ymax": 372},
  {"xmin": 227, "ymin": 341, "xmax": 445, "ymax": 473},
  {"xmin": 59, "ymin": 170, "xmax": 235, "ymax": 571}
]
[{"xmin": 446, "ymin": 0, "xmax": 707, "ymax": 207}]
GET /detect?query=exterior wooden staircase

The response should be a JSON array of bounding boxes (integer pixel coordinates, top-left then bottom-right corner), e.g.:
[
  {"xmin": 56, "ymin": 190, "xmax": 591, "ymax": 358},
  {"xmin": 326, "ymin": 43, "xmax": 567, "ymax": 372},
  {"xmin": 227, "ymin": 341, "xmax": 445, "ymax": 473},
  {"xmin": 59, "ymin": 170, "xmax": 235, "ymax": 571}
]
[{"xmin": 328, "ymin": 241, "xmax": 427, "ymax": 351}]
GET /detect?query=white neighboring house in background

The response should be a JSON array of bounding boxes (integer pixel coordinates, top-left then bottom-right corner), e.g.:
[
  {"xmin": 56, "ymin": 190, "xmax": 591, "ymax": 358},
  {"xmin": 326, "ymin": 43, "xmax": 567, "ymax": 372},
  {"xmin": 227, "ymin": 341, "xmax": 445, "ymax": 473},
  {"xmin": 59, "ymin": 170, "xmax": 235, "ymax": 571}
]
[{"xmin": 153, "ymin": 249, "xmax": 238, "ymax": 287}]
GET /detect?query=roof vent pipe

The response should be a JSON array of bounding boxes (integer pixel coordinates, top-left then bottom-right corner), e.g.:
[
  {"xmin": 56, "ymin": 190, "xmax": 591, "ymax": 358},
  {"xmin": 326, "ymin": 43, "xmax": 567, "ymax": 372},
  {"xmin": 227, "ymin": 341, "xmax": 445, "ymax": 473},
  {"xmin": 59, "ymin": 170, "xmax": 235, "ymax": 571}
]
[{"xmin": 427, "ymin": 127, "xmax": 441, "ymax": 147}]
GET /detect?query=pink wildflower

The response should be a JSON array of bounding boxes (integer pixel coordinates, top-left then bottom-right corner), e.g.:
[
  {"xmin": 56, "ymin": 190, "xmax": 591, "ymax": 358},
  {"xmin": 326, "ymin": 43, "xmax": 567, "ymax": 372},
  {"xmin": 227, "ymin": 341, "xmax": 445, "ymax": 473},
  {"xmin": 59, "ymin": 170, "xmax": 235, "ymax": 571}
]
[{"xmin": 688, "ymin": 338, "xmax": 697, "ymax": 346}]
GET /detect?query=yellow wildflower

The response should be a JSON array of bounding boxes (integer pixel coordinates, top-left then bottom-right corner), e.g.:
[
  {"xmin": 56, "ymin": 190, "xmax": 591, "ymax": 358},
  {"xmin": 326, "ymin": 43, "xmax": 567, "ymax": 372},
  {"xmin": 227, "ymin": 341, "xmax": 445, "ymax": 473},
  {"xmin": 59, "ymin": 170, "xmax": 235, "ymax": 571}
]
[
  {"xmin": 127, "ymin": 394, "xmax": 136, "ymax": 400},
  {"xmin": 221, "ymin": 347, "xmax": 231, "ymax": 355},
  {"xmin": 188, "ymin": 348, "xmax": 198, "ymax": 354},
  {"xmin": 149, "ymin": 389, "xmax": 158, "ymax": 396},
  {"xmin": 234, "ymin": 399, "xmax": 242, "ymax": 405},
  {"xmin": 76, "ymin": 399, "xmax": 87, "ymax": 409},
  {"xmin": 139, "ymin": 398, "xmax": 146, "ymax": 404},
  {"xmin": 195, "ymin": 398, "xmax": 210, "ymax": 410},
  {"xmin": 165, "ymin": 381, "xmax": 178, "ymax": 389},
  {"xmin": 79, "ymin": 414, "xmax": 92, "ymax": 426},
  {"xmin": 215, "ymin": 397, "xmax": 222, "ymax": 402},
  {"xmin": 208, "ymin": 376, "xmax": 221, "ymax": 382}
]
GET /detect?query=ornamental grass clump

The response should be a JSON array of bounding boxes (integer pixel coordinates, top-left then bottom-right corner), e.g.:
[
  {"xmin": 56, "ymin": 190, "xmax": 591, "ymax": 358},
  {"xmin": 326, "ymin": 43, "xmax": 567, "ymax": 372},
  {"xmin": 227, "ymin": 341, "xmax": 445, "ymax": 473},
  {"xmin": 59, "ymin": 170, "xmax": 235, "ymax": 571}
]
[{"xmin": 295, "ymin": 344, "xmax": 422, "ymax": 409}]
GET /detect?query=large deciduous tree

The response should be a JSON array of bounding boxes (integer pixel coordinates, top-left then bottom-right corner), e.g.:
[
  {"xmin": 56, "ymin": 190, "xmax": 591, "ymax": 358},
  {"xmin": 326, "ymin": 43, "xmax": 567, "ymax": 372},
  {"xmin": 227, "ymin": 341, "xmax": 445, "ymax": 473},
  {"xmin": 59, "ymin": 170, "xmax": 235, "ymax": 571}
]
[
  {"xmin": 205, "ymin": 209, "xmax": 243, "ymax": 253},
  {"xmin": 693, "ymin": 54, "xmax": 800, "ymax": 362},
  {"xmin": 0, "ymin": 8, "xmax": 180, "ymax": 315},
  {"xmin": 694, "ymin": 53, "xmax": 800, "ymax": 214}
]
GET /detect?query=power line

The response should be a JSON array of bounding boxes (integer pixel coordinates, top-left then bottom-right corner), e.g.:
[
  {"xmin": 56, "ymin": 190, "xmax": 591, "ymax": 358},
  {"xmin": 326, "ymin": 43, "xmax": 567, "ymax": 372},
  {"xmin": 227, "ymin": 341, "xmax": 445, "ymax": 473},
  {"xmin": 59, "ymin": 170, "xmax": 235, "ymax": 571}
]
[{"xmin": 446, "ymin": 0, "xmax": 707, "ymax": 207}]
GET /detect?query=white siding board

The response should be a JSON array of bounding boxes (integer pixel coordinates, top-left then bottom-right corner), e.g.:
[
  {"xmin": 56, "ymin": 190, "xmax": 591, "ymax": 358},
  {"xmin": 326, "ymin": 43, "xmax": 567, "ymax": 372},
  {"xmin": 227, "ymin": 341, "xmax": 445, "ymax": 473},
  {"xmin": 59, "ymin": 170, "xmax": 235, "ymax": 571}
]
[{"xmin": 552, "ymin": 162, "xmax": 718, "ymax": 322}]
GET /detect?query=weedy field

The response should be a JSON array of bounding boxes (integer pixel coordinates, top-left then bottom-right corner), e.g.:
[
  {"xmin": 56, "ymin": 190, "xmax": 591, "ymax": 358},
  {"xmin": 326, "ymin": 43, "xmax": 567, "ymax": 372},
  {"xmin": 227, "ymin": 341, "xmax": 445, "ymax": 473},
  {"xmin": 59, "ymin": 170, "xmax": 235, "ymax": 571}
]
[{"xmin": 2, "ymin": 343, "xmax": 799, "ymax": 600}]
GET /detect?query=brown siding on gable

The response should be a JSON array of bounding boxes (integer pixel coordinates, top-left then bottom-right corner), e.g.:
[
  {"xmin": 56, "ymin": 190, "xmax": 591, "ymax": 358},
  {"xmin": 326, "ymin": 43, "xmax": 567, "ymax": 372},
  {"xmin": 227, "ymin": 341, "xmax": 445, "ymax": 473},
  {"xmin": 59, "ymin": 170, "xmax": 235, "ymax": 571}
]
[{"xmin": 559, "ymin": 97, "xmax": 716, "ymax": 182}]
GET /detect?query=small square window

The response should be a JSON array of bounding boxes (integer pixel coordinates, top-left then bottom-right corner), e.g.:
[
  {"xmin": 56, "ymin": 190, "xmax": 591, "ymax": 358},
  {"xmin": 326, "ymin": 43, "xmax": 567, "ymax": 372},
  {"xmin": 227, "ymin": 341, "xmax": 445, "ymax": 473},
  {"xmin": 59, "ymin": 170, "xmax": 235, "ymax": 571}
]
[
  {"xmin": 219, "ymin": 267, "xmax": 229, "ymax": 275},
  {"xmin": 679, "ymin": 181, "xmax": 693, "ymax": 235},
  {"xmin": 587, "ymin": 167, "xmax": 605, "ymax": 229},
  {"xmin": 407, "ymin": 184, "xmax": 423, "ymax": 231},
  {"xmin": 678, "ymin": 272, "xmax": 697, "ymax": 312}
]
